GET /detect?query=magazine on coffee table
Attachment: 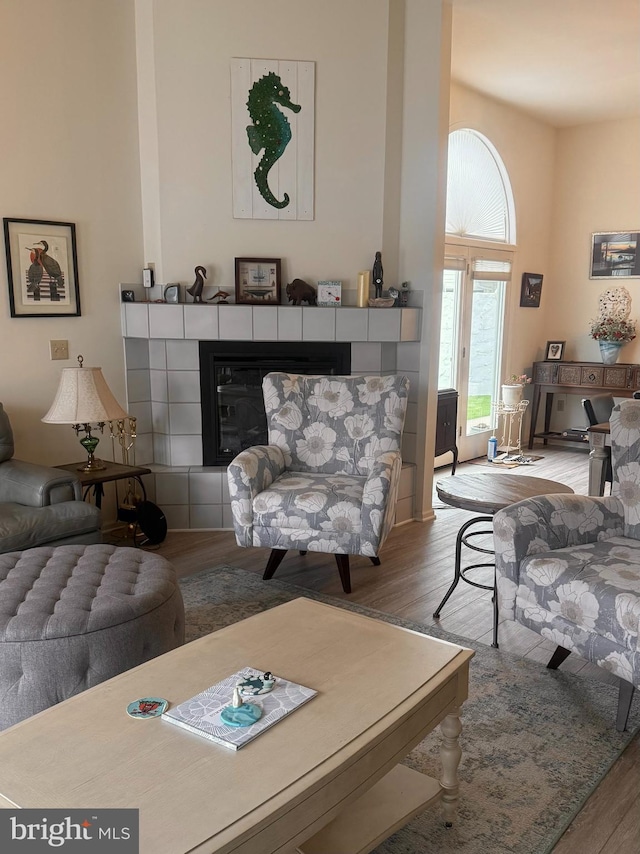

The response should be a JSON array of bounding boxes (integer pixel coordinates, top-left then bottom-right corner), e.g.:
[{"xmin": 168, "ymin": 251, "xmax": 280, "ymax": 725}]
[{"xmin": 161, "ymin": 668, "xmax": 317, "ymax": 750}]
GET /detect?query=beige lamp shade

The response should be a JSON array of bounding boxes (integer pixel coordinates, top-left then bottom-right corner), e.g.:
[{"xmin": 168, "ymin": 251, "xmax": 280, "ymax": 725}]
[{"xmin": 43, "ymin": 366, "xmax": 129, "ymax": 424}]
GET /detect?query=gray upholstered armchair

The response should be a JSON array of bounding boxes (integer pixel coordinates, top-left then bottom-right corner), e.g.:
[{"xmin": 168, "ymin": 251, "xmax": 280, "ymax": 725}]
[
  {"xmin": 227, "ymin": 373, "xmax": 409, "ymax": 592},
  {"xmin": 494, "ymin": 400, "xmax": 640, "ymax": 730},
  {"xmin": 0, "ymin": 403, "xmax": 101, "ymax": 553}
]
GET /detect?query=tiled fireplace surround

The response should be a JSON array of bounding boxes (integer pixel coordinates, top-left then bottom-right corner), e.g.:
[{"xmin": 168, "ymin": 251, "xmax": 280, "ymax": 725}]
[{"xmin": 121, "ymin": 302, "xmax": 422, "ymax": 530}]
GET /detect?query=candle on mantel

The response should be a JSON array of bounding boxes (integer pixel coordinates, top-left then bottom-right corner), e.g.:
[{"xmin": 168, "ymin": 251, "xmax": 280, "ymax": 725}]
[{"xmin": 357, "ymin": 270, "xmax": 370, "ymax": 307}]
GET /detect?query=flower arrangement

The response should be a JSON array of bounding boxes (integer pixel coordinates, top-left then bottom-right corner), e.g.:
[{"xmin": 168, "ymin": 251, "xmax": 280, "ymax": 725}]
[
  {"xmin": 590, "ymin": 287, "xmax": 637, "ymax": 343},
  {"xmin": 505, "ymin": 373, "xmax": 531, "ymax": 386},
  {"xmin": 589, "ymin": 317, "xmax": 636, "ymax": 343}
]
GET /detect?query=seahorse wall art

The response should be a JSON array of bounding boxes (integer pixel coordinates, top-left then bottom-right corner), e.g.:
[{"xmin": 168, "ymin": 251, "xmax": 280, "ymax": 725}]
[{"xmin": 245, "ymin": 72, "xmax": 301, "ymax": 209}]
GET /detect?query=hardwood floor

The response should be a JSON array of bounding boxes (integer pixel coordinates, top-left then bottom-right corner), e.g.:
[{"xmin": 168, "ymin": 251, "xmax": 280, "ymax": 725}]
[{"xmin": 147, "ymin": 444, "xmax": 639, "ymax": 854}]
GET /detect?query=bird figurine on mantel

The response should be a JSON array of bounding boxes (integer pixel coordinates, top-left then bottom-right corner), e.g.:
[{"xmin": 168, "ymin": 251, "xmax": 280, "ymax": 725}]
[
  {"xmin": 211, "ymin": 289, "xmax": 230, "ymax": 305},
  {"xmin": 187, "ymin": 265, "xmax": 207, "ymax": 303}
]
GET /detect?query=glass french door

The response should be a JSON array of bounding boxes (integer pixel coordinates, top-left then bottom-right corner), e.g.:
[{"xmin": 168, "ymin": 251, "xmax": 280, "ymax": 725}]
[{"xmin": 438, "ymin": 245, "xmax": 512, "ymax": 462}]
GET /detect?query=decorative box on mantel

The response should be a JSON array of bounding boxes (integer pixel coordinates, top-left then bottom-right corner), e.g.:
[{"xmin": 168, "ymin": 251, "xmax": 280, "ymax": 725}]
[{"xmin": 121, "ymin": 303, "xmax": 422, "ymax": 532}]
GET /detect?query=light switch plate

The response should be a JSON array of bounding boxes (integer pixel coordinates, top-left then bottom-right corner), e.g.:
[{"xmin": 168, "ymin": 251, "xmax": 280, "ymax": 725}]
[{"xmin": 50, "ymin": 340, "xmax": 69, "ymax": 360}]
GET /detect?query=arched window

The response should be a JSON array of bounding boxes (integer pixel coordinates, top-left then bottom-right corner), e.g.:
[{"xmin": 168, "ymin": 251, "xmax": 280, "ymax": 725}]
[
  {"xmin": 437, "ymin": 129, "xmax": 517, "ymax": 463},
  {"xmin": 445, "ymin": 129, "xmax": 516, "ymax": 244}
]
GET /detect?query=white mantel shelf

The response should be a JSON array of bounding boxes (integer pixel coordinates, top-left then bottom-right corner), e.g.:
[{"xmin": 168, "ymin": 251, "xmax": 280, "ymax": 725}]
[{"xmin": 121, "ymin": 303, "xmax": 421, "ymax": 342}]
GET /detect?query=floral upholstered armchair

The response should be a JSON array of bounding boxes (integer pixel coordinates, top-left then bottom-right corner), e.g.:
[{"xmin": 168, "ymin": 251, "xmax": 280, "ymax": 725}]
[
  {"xmin": 227, "ymin": 373, "xmax": 409, "ymax": 593},
  {"xmin": 494, "ymin": 400, "xmax": 640, "ymax": 730}
]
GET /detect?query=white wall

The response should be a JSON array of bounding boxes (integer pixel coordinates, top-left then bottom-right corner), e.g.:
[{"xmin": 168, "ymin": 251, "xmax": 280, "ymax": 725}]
[
  {"xmin": 137, "ymin": 0, "xmax": 392, "ymax": 294},
  {"xmin": 545, "ymin": 116, "xmax": 640, "ymax": 430},
  {"xmin": 446, "ymin": 89, "xmax": 640, "ymax": 438},
  {"xmin": 0, "ymin": 0, "xmax": 451, "ymax": 523},
  {"xmin": 0, "ymin": 0, "xmax": 143, "ymax": 464},
  {"xmin": 399, "ymin": 0, "xmax": 451, "ymax": 519},
  {"xmin": 549, "ymin": 117, "xmax": 640, "ymax": 362},
  {"xmin": 136, "ymin": 0, "xmax": 450, "ymax": 519}
]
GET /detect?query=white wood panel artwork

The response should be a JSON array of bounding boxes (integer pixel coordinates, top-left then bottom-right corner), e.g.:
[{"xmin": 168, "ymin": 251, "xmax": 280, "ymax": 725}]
[{"xmin": 231, "ymin": 58, "xmax": 315, "ymax": 221}]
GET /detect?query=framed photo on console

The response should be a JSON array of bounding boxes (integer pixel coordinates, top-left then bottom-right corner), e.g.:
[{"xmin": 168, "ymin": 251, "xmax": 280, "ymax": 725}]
[
  {"xmin": 3, "ymin": 218, "xmax": 80, "ymax": 317},
  {"xmin": 545, "ymin": 340, "xmax": 565, "ymax": 361},
  {"xmin": 235, "ymin": 257, "xmax": 281, "ymax": 305}
]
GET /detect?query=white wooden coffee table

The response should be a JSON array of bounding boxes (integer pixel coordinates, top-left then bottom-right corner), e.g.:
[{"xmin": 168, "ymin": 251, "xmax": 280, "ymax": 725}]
[{"xmin": 0, "ymin": 598, "xmax": 473, "ymax": 854}]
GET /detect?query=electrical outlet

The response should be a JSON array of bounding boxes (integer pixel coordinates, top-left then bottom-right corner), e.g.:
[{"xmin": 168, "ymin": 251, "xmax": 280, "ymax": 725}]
[
  {"xmin": 557, "ymin": 397, "xmax": 565, "ymax": 412},
  {"xmin": 50, "ymin": 340, "xmax": 69, "ymax": 360}
]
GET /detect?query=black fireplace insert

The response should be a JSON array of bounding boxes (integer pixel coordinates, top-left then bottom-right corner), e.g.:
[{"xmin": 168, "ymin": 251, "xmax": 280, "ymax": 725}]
[{"xmin": 200, "ymin": 341, "xmax": 351, "ymax": 466}]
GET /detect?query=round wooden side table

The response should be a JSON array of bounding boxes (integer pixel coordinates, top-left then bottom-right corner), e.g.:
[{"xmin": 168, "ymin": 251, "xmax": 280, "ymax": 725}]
[{"xmin": 433, "ymin": 473, "xmax": 574, "ymax": 648}]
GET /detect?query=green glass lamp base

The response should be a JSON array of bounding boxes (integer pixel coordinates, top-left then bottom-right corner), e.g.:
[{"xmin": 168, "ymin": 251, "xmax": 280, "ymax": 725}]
[{"xmin": 78, "ymin": 433, "xmax": 107, "ymax": 472}]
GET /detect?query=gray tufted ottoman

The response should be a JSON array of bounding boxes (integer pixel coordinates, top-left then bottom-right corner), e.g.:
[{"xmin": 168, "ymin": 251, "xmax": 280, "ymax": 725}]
[{"xmin": 0, "ymin": 543, "xmax": 185, "ymax": 730}]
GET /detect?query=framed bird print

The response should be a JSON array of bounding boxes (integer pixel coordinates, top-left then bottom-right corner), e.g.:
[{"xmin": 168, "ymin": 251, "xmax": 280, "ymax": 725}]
[{"xmin": 3, "ymin": 218, "xmax": 80, "ymax": 317}]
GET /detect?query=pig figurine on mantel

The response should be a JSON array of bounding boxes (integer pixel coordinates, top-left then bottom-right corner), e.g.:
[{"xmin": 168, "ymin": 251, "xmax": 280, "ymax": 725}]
[{"xmin": 285, "ymin": 278, "xmax": 317, "ymax": 306}]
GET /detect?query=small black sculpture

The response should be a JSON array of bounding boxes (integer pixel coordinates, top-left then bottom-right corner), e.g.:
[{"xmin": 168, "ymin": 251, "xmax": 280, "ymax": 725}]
[
  {"xmin": 286, "ymin": 278, "xmax": 317, "ymax": 305},
  {"xmin": 372, "ymin": 251, "xmax": 383, "ymax": 298},
  {"xmin": 187, "ymin": 266, "xmax": 207, "ymax": 303}
]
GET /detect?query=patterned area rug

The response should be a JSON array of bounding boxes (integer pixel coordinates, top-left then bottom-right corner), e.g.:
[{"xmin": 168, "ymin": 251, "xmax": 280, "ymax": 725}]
[{"xmin": 179, "ymin": 566, "xmax": 639, "ymax": 854}]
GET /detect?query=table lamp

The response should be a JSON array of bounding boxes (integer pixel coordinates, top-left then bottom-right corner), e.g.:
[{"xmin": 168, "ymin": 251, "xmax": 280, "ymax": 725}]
[{"xmin": 42, "ymin": 355, "xmax": 129, "ymax": 472}]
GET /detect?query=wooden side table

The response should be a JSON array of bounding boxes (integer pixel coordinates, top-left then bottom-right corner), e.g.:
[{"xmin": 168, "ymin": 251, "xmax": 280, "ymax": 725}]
[{"xmin": 56, "ymin": 461, "xmax": 152, "ymax": 510}]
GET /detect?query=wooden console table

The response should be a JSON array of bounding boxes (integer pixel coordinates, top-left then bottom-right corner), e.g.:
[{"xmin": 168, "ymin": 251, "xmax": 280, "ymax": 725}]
[{"xmin": 527, "ymin": 360, "xmax": 640, "ymax": 450}]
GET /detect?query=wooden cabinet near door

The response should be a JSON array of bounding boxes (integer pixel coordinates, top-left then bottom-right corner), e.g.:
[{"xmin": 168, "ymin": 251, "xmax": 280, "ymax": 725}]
[{"xmin": 436, "ymin": 388, "xmax": 459, "ymax": 474}]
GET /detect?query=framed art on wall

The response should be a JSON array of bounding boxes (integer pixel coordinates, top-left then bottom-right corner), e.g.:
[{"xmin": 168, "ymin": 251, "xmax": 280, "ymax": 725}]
[
  {"xmin": 545, "ymin": 340, "xmax": 565, "ymax": 361},
  {"xmin": 590, "ymin": 232, "xmax": 640, "ymax": 279},
  {"xmin": 520, "ymin": 272, "xmax": 543, "ymax": 307},
  {"xmin": 3, "ymin": 218, "xmax": 80, "ymax": 317},
  {"xmin": 231, "ymin": 58, "xmax": 315, "ymax": 221},
  {"xmin": 235, "ymin": 257, "xmax": 281, "ymax": 304}
]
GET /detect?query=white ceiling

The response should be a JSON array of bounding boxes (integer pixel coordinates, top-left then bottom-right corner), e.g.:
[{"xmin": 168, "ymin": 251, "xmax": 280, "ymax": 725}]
[{"xmin": 450, "ymin": 0, "xmax": 640, "ymax": 127}]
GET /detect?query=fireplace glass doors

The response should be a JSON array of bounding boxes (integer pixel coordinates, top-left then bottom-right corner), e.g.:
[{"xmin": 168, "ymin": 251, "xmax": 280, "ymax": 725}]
[{"xmin": 200, "ymin": 341, "xmax": 351, "ymax": 466}]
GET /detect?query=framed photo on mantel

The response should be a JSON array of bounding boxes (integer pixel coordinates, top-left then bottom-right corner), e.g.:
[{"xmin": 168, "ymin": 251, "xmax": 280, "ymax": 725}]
[{"xmin": 235, "ymin": 257, "xmax": 281, "ymax": 305}]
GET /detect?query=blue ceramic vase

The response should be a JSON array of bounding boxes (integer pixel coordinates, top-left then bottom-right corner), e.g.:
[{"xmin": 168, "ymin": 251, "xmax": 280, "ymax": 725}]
[{"xmin": 599, "ymin": 341, "xmax": 623, "ymax": 365}]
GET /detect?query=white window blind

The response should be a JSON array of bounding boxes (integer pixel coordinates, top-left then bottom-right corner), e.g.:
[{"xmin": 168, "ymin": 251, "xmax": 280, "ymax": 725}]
[
  {"xmin": 445, "ymin": 129, "xmax": 515, "ymax": 243},
  {"xmin": 472, "ymin": 257, "xmax": 511, "ymax": 281}
]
